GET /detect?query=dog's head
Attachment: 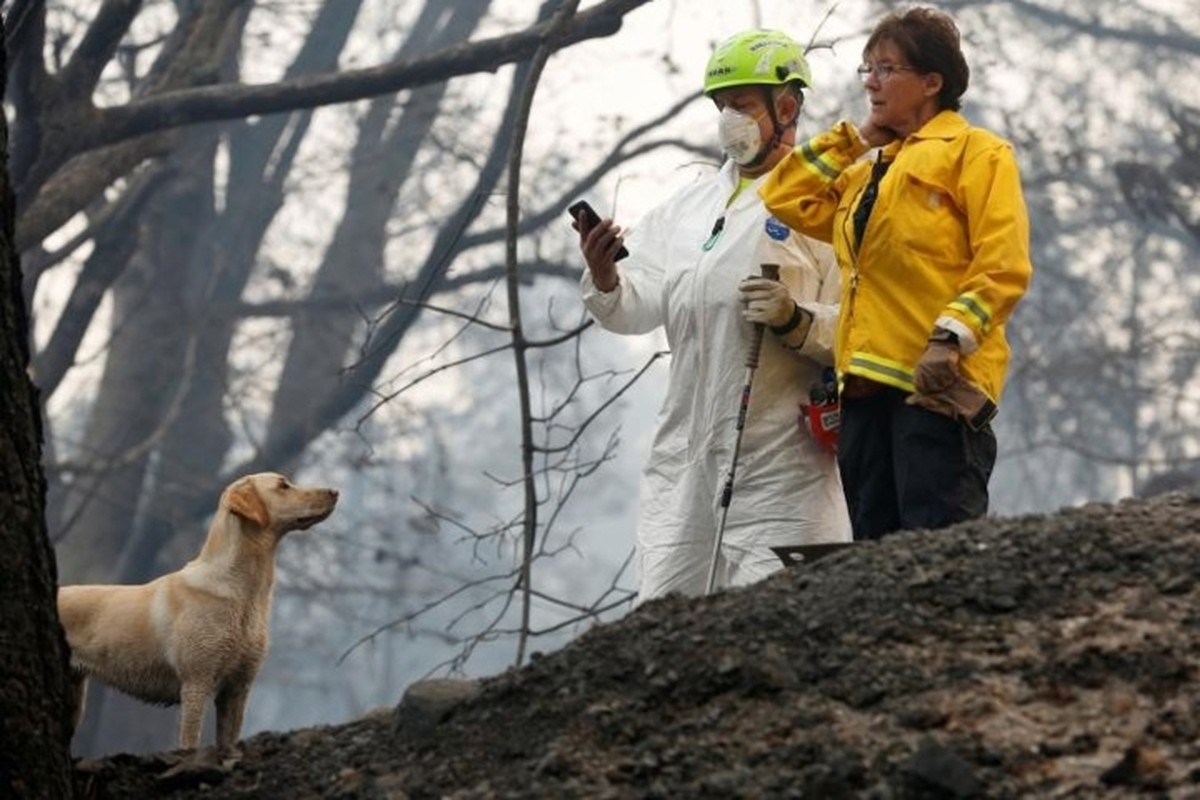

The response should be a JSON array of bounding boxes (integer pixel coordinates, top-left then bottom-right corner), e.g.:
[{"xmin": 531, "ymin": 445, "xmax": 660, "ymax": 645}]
[{"xmin": 222, "ymin": 472, "xmax": 339, "ymax": 535}]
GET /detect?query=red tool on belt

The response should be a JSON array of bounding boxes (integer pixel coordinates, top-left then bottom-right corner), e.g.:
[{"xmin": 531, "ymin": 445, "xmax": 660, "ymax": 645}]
[{"xmin": 801, "ymin": 367, "xmax": 840, "ymax": 453}]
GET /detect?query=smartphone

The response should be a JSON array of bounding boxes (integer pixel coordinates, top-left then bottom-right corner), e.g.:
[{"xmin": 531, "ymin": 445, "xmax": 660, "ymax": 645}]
[{"xmin": 568, "ymin": 200, "xmax": 629, "ymax": 261}]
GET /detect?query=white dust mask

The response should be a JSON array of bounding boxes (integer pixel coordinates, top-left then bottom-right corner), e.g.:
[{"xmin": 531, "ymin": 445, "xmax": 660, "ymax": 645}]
[{"xmin": 717, "ymin": 106, "xmax": 765, "ymax": 165}]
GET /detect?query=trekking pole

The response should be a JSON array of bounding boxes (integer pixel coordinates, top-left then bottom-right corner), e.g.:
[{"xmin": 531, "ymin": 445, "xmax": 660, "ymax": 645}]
[{"xmin": 706, "ymin": 263, "xmax": 780, "ymax": 595}]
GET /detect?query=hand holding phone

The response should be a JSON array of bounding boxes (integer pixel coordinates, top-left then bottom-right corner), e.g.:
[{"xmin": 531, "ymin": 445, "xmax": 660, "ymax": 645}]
[{"xmin": 568, "ymin": 200, "xmax": 629, "ymax": 262}]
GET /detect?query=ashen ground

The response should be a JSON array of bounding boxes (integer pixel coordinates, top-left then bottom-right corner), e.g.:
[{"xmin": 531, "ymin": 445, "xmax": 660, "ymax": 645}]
[{"xmin": 75, "ymin": 492, "xmax": 1200, "ymax": 798}]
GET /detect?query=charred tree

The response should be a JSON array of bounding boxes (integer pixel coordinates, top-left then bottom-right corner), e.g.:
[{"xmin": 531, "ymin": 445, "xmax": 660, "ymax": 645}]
[{"xmin": 0, "ymin": 22, "xmax": 75, "ymax": 798}]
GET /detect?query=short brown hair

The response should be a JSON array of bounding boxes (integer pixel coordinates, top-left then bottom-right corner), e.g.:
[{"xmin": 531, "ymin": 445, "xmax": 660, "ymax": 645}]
[{"xmin": 864, "ymin": 7, "xmax": 969, "ymax": 111}]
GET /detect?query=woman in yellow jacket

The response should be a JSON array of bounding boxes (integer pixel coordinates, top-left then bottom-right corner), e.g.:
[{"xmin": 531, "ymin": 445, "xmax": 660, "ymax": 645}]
[{"xmin": 760, "ymin": 7, "xmax": 1032, "ymax": 540}]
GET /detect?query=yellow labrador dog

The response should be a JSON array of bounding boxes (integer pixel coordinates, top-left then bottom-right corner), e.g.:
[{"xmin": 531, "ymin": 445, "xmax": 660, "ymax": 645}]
[{"xmin": 58, "ymin": 472, "xmax": 338, "ymax": 754}]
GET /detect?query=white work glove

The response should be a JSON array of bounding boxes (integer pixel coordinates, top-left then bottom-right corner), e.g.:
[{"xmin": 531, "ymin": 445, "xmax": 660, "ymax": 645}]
[
  {"xmin": 739, "ymin": 276, "xmax": 813, "ymax": 346},
  {"xmin": 739, "ymin": 277, "xmax": 796, "ymax": 327}
]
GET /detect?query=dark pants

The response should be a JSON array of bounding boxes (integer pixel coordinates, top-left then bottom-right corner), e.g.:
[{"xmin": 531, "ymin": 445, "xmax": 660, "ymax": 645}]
[{"xmin": 838, "ymin": 386, "xmax": 996, "ymax": 541}]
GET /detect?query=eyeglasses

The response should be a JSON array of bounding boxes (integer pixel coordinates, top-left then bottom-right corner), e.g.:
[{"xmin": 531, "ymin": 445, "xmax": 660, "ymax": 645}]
[{"xmin": 856, "ymin": 63, "xmax": 919, "ymax": 82}]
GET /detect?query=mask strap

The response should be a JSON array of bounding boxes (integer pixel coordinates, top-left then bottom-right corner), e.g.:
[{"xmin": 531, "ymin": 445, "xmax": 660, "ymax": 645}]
[{"xmin": 742, "ymin": 86, "xmax": 789, "ymax": 169}]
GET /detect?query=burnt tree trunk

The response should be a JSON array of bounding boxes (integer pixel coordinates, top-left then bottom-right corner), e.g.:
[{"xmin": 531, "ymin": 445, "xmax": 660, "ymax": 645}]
[{"xmin": 0, "ymin": 24, "xmax": 75, "ymax": 799}]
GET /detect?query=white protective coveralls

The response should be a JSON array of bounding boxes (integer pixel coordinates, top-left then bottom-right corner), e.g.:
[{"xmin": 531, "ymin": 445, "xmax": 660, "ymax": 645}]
[{"xmin": 581, "ymin": 159, "xmax": 852, "ymax": 601}]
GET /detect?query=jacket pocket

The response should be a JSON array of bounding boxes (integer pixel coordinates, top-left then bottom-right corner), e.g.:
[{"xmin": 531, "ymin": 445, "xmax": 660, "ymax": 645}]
[{"xmin": 893, "ymin": 172, "xmax": 967, "ymax": 267}]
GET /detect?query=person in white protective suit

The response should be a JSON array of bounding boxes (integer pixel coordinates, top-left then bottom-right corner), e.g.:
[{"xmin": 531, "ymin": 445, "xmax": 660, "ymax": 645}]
[{"xmin": 574, "ymin": 30, "xmax": 852, "ymax": 601}]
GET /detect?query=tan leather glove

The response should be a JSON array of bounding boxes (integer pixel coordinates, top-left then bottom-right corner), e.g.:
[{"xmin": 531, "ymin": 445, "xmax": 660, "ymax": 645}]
[
  {"xmin": 906, "ymin": 376, "xmax": 997, "ymax": 430},
  {"xmin": 914, "ymin": 333, "xmax": 961, "ymax": 394}
]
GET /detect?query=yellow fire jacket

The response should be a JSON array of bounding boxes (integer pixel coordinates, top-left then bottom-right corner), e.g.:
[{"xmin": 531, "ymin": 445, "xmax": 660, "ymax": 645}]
[{"xmin": 760, "ymin": 111, "xmax": 1032, "ymax": 403}]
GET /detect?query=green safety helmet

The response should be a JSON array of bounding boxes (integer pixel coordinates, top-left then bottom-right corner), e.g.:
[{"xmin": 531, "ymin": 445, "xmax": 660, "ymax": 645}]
[{"xmin": 703, "ymin": 29, "xmax": 812, "ymax": 96}]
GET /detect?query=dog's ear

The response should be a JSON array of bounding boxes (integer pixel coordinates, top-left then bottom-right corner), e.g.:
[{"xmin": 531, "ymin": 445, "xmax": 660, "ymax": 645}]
[{"xmin": 226, "ymin": 482, "xmax": 270, "ymax": 529}]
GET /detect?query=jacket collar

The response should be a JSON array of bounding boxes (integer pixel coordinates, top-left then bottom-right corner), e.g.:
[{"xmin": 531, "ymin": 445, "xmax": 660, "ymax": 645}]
[
  {"xmin": 719, "ymin": 158, "xmax": 770, "ymax": 201},
  {"xmin": 719, "ymin": 158, "xmax": 741, "ymax": 186},
  {"xmin": 719, "ymin": 157, "xmax": 769, "ymax": 187},
  {"xmin": 909, "ymin": 110, "xmax": 968, "ymax": 141},
  {"xmin": 879, "ymin": 110, "xmax": 967, "ymax": 160}
]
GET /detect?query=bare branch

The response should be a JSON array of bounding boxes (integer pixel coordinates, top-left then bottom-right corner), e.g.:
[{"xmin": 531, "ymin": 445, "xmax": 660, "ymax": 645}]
[
  {"xmin": 59, "ymin": 0, "xmax": 145, "ymax": 100},
  {"xmin": 64, "ymin": 0, "xmax": 653, "ymax": 161},
  {"xmin": 537, "ymin": 351, "xmax": 666, "ymax": 455},
  {"xmin": 30, "ymin": 165, "xmax": 172, "ymax": 398}
]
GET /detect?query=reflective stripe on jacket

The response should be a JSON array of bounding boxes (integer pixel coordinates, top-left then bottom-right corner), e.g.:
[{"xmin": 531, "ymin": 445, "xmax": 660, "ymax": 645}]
[{"xmin": 760, "ymin": 112, "xmax": 1033, "ymax": 402}]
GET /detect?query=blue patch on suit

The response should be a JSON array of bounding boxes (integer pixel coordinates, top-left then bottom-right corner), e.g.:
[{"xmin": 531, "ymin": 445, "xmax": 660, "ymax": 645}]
[{"xmin": 764, "ymin": 216, "xmax": 790, "ymax": 241}]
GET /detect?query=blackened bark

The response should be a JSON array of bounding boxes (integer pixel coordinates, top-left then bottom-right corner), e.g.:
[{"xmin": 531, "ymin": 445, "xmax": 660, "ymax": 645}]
[{"xmin": 0, "ymin": 22, "xmax": 75, "ymax": 799}]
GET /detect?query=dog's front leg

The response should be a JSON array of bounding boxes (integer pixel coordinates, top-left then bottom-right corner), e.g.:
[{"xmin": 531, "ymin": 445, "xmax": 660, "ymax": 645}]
[
  {"xmin": 69, "ymin": 671, "xmax": 88, "ymax": 734},
  {"xmin": 214, "ymin": 682, "xmax": 250, "ymax": 755},
  {"xmin": 177, "ymin": 681, "xmax": 212, "ymax": 750}
]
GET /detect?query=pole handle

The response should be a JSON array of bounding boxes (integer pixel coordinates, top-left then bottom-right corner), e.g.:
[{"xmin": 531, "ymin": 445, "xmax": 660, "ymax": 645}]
[
  {"xmin": 744, "ymin": 263, "xmax": 779, "ymax": 369},
  {"xmin": 744, "ymin": 326, "xmax": 765, "ymax": 369}
]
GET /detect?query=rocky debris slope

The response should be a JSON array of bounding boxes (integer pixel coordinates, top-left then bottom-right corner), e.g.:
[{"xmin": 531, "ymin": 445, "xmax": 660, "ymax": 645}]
[{"xmin": 76, "ymin": 493, "xmax": 1200, "ymax": 798}]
